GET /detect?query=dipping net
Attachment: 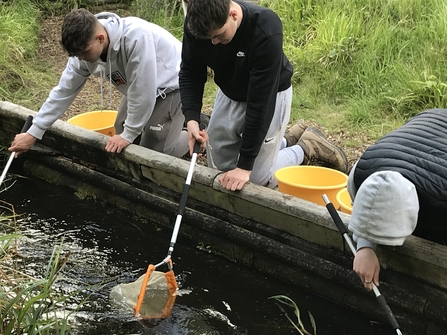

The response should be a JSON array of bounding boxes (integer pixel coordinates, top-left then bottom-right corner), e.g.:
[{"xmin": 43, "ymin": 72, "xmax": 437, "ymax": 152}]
[
  {"xmin": 109, "ymin": 140, "xmax": 201, "ymax": 320},
  {"xmin": 110, "ymin": 263, "xmax": 178, "ymax": 319}
]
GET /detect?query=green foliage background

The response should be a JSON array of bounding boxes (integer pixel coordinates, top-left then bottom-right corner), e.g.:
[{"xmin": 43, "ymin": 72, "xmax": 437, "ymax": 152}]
[{"xmin": 263, "ymin": 0, "xmax": 447, "ymax": 134}]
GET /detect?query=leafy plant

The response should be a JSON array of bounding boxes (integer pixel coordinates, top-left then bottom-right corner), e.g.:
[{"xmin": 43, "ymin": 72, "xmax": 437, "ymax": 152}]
[{"xmin": 387, "ymin": 74, "xmax": 447, "ymax": 119}]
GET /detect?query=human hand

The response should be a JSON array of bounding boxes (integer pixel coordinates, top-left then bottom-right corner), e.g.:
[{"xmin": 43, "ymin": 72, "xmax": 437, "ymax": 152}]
[
  {"xmin": 353, "ymin": 247, "xmax": 380, "ymax": 291},
  {"xmin": 218, "ymin": 167, "xmax": 251, "ymax": 191},
  {"xmin": 105, "ymin": 135, "xmax": 131, "ymax": 153},
  {"xmin": 8, "ymin": 133, "xmax": 37, "ymax": 157},
  {"xmin": 186, "ymin": 120, "xmax": 208, "ymax": 155}
]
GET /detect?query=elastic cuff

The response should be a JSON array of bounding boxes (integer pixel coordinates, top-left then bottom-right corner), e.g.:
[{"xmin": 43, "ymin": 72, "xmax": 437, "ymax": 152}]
[
  {"xmin": 236, "ymin": 155, "xmax": 255, "ymax": 171},
  {"xmin": 27, "ymin": 125, "xmax": 45, "ymax": 140},
  {"xmin": 120, "ymin": 128, "xmax": 138, "ymax": 144},
  {"xmin": 183, "ymin": 109, "xmax": 200, "ymax": 125},
  {"xmin": 354, "ymin": 236, "xmax": 377, "ymax": 251}
]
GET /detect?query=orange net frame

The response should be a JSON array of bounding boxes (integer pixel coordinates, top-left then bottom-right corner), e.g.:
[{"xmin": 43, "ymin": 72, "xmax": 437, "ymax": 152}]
[
  {"xmin": 109, "ymin": 260, "xmax": 178, "ymax": 320},
  {"xmin": 134, "ymin": 260, "xmax": 178, "ymax": 319}
]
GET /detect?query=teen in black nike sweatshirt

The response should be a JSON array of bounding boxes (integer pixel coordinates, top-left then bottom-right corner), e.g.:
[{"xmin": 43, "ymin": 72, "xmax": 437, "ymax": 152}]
[{"xmin": 180, "ymin": 0, "xmax": 298, "ymax": 191}]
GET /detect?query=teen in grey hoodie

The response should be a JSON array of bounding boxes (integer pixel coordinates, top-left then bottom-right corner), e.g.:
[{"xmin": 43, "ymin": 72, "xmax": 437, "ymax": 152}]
[{"xmin": 9, "ymin": 9, "xmax": 189, "ymax": 157}]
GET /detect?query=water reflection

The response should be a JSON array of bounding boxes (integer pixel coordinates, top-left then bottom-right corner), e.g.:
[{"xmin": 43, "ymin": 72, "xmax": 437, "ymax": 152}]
[{"xmin": 2, "ymin": 176, "xmax": 392, "ymax": 334}]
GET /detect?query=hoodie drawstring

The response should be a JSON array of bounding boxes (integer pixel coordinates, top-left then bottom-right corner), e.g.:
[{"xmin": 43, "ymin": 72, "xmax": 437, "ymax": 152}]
[
  {"xmin": 157, "ymin": 87, "xmax": 179, "ymax": 99},
  {"xmin": 157, "ymin": 87, "xmax": 167, "ymax": 99},
  {"xmin": 99, "ymin": 63, "xmax": 113, "ymax": 109},
  {"xmin": 108, "ymin": 60, "xmax": 112, "ymax": 108},
  {"xmin": 99, "ymin": 66, "xmax": 104, "ymax": 108}
]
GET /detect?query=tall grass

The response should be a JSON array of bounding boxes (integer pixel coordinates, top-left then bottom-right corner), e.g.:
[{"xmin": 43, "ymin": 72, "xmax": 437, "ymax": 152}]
[
  {"xmin": 0, "ymin": 200, "xmax": 73, "ymax": 334},
  {"xmin": 262, "ymin": 0, "xmax": 447, "ymax": 137},
  {"xmin": 0, "ymin": 0, "xmax": 56, "ymax": 109},
  {"xmin": 132, "ymin": 0, "xmax": 186, "ymax": 39}
]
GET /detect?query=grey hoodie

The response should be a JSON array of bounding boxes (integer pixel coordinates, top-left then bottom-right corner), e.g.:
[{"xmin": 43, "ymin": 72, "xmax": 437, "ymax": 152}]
[{"xmin": 29, "ymin": 12, "xmax": 182, "ymax": 143}]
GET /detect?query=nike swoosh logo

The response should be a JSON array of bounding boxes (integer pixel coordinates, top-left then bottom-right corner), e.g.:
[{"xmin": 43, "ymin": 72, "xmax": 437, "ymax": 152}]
[
  {"xmin": 236, "ymin": 51, "xmax": 245, "ymax": 57},
  {"xmin": 264, "ymin": 137, "xmax": 275, "ymax": 144}
]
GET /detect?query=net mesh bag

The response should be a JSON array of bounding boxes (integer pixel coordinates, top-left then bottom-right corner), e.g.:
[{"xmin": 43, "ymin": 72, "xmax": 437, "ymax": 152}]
[{"xmin": 110, "ymin": 265, "xmax": 178, "ymax": 319}]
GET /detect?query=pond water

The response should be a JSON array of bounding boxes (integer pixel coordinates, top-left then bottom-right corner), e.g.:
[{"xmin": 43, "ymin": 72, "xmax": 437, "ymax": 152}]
[{"xmin": 1, "ymin": 175, "xmax": 394, "ymax": 335}]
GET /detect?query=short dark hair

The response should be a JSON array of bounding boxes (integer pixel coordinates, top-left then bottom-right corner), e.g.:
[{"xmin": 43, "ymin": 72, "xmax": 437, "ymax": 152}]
[
  {"xmin": 61, "ymin": 8, "xmax": 98, "ymax": 57},
  {"xmin": 186, "ymin": 0, "xmax": 231, "ymax": 39}
]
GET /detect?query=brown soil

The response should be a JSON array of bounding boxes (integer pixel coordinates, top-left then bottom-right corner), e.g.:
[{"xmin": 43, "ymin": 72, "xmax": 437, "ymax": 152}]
[
  {"xmin": 38, "ymin": 15, "xmax": 372, "ymax": 169},
  {"xmin": 38, "ymin": 15, "xmax": 122, "ymax": 117}
]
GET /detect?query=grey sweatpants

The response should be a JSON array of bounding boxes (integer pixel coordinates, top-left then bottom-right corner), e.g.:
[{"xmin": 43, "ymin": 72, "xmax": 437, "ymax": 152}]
[
  {"xmin": 115, "ymin": 90, "xmax": 189, "ymax": 157},
  {"xmin": 115, "ymin": 90, "xmax": 188, "ymax": 157},
  {"xmin": 207, "ymin": 86, "xmax": 300, "ymax": 188}
]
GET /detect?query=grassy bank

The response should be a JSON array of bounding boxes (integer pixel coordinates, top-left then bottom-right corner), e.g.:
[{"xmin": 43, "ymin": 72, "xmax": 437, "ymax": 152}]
[
  {"xmin": 0, "ymin": 1, "xmax": 57, "ymax": 110},
  {"xmin": 262, "ymin": 0, "xmax": 447, "ymax": 138},
  {"xmin": 2, "ymin": 0, "xmax": 447, "ymax": 142}
]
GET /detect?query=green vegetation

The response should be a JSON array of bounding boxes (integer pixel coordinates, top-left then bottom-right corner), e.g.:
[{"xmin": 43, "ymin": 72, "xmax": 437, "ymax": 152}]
[
  {"xmin": 0, "ymin": 200, "xmax": 72, "ymax": 334},
  {"xmin": 0, "ymin": 1, "xmax": 56, "ymax": 110},
  {"xmin": 270, "ymin": 295, "xmax": 317, "ymax": 334},
  {"xmin": 132, "ymin": 0, "xmax": 186, "ymax": 38},
  {"xmin": 261, "ymin": 0, "xmax": 447, "ymax": 138},
  {"xmin": 2, "ymin": 0, "xmax": 447, "ymax": 140}
]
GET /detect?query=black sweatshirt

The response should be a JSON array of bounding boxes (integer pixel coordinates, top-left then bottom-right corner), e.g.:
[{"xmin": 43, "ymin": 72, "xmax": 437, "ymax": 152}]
[{"xmin": 179, "ymin": 0, "xmax": 293, "ymax": 170}]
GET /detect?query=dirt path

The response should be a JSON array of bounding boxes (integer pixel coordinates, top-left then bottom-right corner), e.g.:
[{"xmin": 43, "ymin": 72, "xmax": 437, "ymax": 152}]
[{"xmin": 38, "ymin": 14, "xmax": 371, "ymax": 168}]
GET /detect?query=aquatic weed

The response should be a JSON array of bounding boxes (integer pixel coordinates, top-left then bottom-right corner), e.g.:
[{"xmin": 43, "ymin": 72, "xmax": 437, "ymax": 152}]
[
  {"xmin": 0, "ymin": 201, "xmax": 72, "ymax": 334},
  {"xmin": 269, "ymin": 294, "xmax": 317, "ymax": 335}
]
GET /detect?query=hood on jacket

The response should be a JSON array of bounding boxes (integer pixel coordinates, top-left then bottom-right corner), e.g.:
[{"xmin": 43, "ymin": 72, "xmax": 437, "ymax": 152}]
[
  {"xmin": 96, "ymin": 12, "xmax": 123, "ymax": 60},
  {"xmin": 348, "ymin": 170, "xmax": 419, "ymax": 246}
]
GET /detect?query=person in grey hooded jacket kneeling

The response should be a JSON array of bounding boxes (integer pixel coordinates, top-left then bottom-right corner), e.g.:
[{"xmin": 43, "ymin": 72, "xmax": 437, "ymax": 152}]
[
  {"xmin": 9, "ymin": 8, "xmax": 189, "ymax": 158},
  {"xmin": 347, "ymin": 108, "xmax": 447, "ymax": 290}
]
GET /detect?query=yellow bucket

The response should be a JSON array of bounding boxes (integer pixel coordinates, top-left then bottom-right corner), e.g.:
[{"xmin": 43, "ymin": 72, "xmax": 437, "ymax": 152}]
[
  {"xmin": 275, "ymin": 166, "xmax": 348, "ymax": 207},
  {"xmin": 336, "ymin": 187, "xmax": 353, "ymax": 214},
  {"xmin": 67, "ymin": 110, "xmax": 118, "ymax": 136}
]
